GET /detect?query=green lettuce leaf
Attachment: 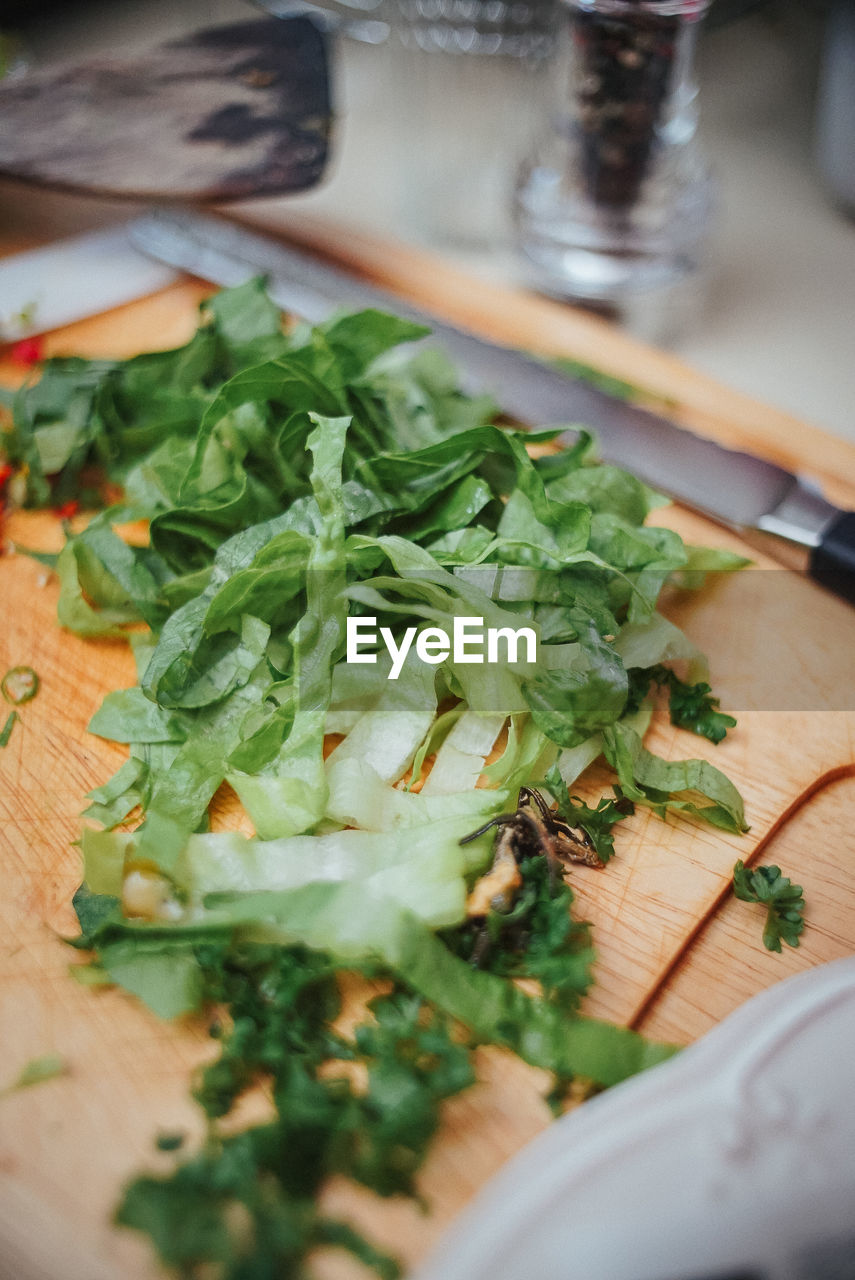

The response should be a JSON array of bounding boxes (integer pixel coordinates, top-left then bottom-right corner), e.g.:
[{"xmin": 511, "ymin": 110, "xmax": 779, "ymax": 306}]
[{"xmin": 602, "ymin": 722, "xmax": 748, "ymax": 833}]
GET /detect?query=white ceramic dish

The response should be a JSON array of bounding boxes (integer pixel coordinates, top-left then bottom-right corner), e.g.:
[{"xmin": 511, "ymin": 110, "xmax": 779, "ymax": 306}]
[
  {"xmin": 414, "ymin": 957, "xmax": 855, "ymax": 1280},
  {"xmin": 0, "ymin": 226, "xmax": 176, "ymax": 342}
]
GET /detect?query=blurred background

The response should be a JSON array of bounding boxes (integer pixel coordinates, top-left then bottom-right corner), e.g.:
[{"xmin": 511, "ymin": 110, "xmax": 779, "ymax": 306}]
[{"xmin": 1, "ymin": 0, "xmax": 853, "ymax": 441}]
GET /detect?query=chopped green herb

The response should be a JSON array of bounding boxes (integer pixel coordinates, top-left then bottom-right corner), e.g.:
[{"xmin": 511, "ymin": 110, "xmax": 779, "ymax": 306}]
[
  {"xmin": 666, "ymin": 673, "xmax": 737, "ymax": 743},
  {"xmin": 628, "ymin": 663, "xmax": 736, "ymax": 744},
  {"xmin": 117, "ymin": 944, "xmax": 467, "ymax": 1278},
  {"xmin": 542, "ymin": 762, "xmax": 635, "ymax": 864},
  {"xmin": 2, "ymin": 1052, "xmax": 67, "ymax": 1096},
  {"xmin": 1, "ymin": 665, "xmax": 40, "ymax": 705},
  {"xmin": 154, "ymin": 1133, "xmax": 185, "ymax": 1153},
  {"xmin": 732, "ymin": 860, "xmax": 805, "ymax": 952},
  {"xmin": 445, "ymin": 850, "xmax": 596, "ymax": 1014}
]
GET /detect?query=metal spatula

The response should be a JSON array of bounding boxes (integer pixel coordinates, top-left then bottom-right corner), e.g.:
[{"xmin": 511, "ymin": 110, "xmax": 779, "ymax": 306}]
[{"xmin": 0, "ymin": 15, "xmax": 332, "ymax": 202}]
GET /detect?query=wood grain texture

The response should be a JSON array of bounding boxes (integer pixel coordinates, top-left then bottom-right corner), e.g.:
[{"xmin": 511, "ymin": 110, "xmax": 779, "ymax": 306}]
[
  {"xmin": 0, "ymin": 19, "xmax": 330, "ymax": 202},
  {"xmin": 1, "ymin": 243, "xmax": 854, "ymax": 1280}
]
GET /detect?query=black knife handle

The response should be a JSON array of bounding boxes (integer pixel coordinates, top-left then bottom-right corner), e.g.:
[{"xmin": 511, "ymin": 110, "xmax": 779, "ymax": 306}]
[{"xmin": 810, "ymin": 512, "xmax": 855, "ymax": 604}]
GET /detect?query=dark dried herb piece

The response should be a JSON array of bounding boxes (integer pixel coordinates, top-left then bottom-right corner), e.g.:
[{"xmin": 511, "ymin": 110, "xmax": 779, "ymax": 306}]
[{"xmin": 460, "ymin": 785, "xmax": 605, "ymax": 883}]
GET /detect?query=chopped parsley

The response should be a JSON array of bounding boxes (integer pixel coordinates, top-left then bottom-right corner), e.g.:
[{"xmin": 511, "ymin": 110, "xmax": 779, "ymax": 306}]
[
  {"xmin": 444, "ymin": 848, "xmax": 596, "ymax": 1012},
  {"xmin": 732, "ymin": 860, "xmax": 805, "ymax": 952},
  {"xmin": 666, "ymin": 674, "xmax": 737, "ymax": 743},
  {"xmin": 627, "ymin": 663, "xmax": 736, "ymax": 744},
  {"xmin": 154, "ymin": 1133, "xmax": 185, "ymax": 1153},
  {"xmin": 117, "ymin": 942, "xmax": 471, "ymax": 1279}
]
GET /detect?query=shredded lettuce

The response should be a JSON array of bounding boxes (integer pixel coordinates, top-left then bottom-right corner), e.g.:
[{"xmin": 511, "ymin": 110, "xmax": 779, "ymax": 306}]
[
  {"xmin": 325, "ymin": 757, "xmax": 506, "ymax": 841},
  {"xmin": 602, "ymin": 721, "xmax": 748, "ymax": 832},
  {"xmin": 21, "ymin": 280, "xmax": 748, "ymax": 997},
  {"xmin": 226, "ymin": 415, "xmax": 349, "ymax": 838}
]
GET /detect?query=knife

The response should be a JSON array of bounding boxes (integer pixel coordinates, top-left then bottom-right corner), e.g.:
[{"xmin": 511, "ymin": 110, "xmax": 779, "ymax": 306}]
[{"xmin": 127, "ymin": 208, "xmax": 855, "ymax": 606}]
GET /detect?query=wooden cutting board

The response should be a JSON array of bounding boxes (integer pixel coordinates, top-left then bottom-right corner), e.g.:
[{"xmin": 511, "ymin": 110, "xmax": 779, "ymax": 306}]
[{"xmin": 2, "ymin": 231, "xmax": 855, "ymax": 1280}]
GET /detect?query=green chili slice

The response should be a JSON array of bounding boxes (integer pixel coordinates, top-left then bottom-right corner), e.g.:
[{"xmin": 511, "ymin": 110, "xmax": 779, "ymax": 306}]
[
  {"xmin": 0, "ymin": 711, "xmax": 19, "ymax": 747},
  {"xmin": 1, "ymin": 666, "xmax": 40, "ymax": 705}
]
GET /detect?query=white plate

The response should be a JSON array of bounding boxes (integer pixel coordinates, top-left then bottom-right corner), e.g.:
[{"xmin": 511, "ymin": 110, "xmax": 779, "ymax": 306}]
[
  {"xmin": 414, "ymin": 957, "xmax": 855, "ymax": 1280},
  {"xmin": 0, "ymin": 226, "xmax": 177, "ymax": 342}
]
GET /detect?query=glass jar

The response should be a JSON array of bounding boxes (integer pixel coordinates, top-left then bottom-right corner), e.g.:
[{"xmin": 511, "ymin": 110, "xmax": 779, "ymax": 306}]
[
  {"xmin": 513, "ymin": 0, "xmax": 714, "ymax": 341},
  {"xmin": 385, "ymin": 0, "xmax": 559, "ymax": 249}
]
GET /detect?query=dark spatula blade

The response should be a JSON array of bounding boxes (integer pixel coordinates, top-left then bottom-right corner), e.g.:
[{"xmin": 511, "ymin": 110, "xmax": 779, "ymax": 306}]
[{"xmin": 0, "ymin": 16, "xmax": 331, "ymax": 202}]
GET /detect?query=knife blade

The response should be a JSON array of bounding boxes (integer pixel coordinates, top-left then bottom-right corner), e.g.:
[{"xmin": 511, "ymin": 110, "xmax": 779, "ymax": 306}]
[{"xmin": 127, "ymin": 207, "xmax": 855, "ymax": 605}]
